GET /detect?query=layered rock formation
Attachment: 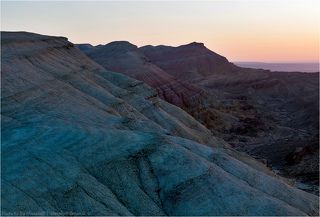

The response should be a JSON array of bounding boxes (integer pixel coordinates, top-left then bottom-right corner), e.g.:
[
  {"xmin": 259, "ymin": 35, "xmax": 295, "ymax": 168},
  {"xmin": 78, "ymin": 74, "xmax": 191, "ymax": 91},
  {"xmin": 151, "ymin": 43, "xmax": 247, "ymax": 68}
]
[
  {"xmin": 2, "ymin": 32, "xmax": 319, "ymax": 216},
  {"xmin": 76, "ymin": 42, "xmax": 251, "ymax": 138},
  {"xmin": 77, "ymin": 41, "xmax": 205, "ymax": 108},
  {"xmin": 79, "ymin": 41, "xmax": 319, "ymax": 194}
]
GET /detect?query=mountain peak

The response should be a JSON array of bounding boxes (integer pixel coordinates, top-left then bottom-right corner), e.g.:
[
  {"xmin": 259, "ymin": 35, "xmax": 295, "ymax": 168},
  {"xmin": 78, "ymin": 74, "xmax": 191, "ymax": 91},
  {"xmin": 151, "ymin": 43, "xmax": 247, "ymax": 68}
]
[
  {"xmin": 186, "ymin": 41, "xmax": 205, "ymax": 47},
  {"xmin": 103, "ymin": 41, "xmax": 138, "ymax": 50},
  {"xmin": 78, "ymin": 41, "xmax": 139, "ymax": 57}
]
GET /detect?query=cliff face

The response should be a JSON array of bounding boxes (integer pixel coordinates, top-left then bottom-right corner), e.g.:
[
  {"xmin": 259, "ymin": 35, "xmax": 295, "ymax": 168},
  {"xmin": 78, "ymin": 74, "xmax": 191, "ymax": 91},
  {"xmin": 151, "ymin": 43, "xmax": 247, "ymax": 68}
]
[{"xmin": 1, "ymin": 31, "xmax": 319, "ymax": 216}]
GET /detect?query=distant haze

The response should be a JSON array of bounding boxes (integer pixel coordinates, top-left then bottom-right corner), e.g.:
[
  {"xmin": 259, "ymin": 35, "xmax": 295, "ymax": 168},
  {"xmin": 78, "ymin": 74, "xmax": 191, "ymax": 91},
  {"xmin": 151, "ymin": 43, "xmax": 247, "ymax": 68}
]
[
  {"xmin": 1, "ymin": 0, "xmax": 319, "ymax": 62},
  {"xmin": 234, "ymin": 62, "xmax": 319, "ymax": 72}
]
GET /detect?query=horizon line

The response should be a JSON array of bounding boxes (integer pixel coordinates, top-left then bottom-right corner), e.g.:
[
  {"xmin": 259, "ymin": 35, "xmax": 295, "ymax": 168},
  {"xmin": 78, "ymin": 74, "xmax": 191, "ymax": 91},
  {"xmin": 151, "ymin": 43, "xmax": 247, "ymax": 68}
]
[{"xmin": 2, "ymin": 29, "xmax": 318, "ymax": 64}]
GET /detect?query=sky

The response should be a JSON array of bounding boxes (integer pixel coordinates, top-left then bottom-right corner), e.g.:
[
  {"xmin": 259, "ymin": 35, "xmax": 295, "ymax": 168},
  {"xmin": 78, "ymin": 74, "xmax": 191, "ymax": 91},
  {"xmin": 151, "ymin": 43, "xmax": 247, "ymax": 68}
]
[{"xmin": 1, "ymin": 0, "xmax": 319, "ymax": 62}]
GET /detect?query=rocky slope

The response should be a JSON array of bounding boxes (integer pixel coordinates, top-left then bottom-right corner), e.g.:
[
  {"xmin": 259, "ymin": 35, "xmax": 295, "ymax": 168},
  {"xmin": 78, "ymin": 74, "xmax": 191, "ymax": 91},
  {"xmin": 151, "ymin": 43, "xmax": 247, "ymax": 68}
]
[
  {"xmin": 77, "ymin": 42, "xmax": 260, "ymax": 139},
  {"xmin": 1, "ymin": 31, "xmax": 319, "ymax": 216},
  {"xmin": 80, "ymin": 41, "xmax": 319, "ymax": 194}
]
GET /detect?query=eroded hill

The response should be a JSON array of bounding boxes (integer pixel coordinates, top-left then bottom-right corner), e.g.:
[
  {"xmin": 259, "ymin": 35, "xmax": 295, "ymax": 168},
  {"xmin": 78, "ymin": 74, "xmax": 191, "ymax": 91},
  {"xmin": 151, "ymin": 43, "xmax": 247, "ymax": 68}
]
[{"xmin": 2, "ymin": 32, "xmax": 319, "ymax": 215}]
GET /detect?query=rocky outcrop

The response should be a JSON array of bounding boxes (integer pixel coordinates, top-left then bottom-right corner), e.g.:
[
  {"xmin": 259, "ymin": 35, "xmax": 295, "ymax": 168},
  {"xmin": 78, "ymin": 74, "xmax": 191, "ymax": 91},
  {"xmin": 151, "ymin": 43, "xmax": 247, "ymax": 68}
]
[{"xmin": 2, "ymin": 31, "xmax": 319, "ymax": 216}]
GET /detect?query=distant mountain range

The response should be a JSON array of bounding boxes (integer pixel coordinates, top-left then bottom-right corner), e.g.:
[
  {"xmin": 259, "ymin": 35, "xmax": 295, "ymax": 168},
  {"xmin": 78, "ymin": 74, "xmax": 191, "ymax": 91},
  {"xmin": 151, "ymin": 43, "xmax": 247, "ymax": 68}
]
[{"xmin": 234, "ymin": 62, "xmax": 319, "ymax": 73}]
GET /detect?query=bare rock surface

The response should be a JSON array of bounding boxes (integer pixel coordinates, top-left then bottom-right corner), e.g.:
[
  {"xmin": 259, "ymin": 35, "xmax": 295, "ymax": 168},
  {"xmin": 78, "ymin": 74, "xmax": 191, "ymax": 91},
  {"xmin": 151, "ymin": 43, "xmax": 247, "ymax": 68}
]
[{"xmin": 1, "ymin": 32, "xmax": 319, "ymax": 216}]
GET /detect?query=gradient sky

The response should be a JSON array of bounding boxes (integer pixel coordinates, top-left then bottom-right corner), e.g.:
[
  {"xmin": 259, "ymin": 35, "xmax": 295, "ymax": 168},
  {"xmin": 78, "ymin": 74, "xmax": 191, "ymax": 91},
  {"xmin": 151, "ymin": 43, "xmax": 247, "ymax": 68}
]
[{"xmin": 1, "ymin": 0, "xmax": 319, "ymax": 62}]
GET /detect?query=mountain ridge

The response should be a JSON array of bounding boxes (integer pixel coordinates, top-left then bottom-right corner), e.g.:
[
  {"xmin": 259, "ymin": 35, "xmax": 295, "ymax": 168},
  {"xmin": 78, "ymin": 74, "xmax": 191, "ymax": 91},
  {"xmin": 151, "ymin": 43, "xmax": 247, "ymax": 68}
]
[{"xmin": 78, "ymin": 39, "xmax": 319, "ymax": 195}]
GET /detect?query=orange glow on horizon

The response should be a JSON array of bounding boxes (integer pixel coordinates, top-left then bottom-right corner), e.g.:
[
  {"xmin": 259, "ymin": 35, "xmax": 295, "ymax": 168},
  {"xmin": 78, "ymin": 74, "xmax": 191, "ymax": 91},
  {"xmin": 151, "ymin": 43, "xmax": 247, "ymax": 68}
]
[{"xmin": 1, "ymin": 1, "xmax": 319, "ymax": 63}]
